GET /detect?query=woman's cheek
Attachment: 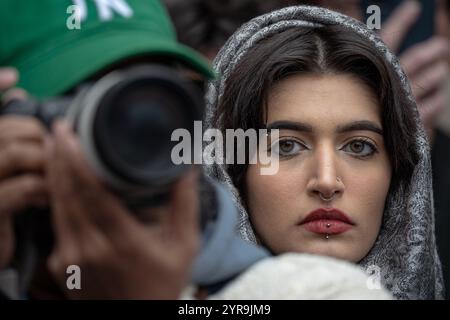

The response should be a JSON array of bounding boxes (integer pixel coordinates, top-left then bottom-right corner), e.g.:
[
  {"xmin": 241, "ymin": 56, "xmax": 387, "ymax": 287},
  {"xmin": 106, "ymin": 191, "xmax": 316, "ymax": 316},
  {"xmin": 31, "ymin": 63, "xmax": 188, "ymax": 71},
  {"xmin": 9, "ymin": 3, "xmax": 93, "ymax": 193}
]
[
  {"xmin": 246, "ymin": 165, "xmax": 301, "ymax": 228},
  {"xmin": 347, "ymin": 166, "xmax": 390, "ymax": 239}
]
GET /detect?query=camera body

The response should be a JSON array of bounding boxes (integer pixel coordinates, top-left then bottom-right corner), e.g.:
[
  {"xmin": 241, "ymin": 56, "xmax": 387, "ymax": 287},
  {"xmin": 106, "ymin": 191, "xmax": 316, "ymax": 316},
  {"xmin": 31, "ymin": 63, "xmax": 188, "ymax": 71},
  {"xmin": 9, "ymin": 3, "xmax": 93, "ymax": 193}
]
[{"xmin": 1, "ymin": 64, "xmax": 203, "ymax": 206}]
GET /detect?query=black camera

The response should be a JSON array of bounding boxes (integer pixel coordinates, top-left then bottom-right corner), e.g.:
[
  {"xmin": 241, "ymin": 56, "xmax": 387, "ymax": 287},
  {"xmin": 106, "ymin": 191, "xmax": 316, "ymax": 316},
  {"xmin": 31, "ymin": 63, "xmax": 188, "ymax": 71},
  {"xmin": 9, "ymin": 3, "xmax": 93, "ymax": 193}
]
[{"xmin": 1, "ymin": 64, "xmax": 203, "ymax": 205}]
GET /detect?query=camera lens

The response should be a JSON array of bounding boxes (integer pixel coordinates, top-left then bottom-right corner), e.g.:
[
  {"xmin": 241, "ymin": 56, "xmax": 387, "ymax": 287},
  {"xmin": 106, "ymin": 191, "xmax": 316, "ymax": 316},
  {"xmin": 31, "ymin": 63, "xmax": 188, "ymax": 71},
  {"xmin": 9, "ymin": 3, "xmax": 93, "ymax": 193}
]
[{"xmin": 91, "ymin": 72, "xmax": 201, "ymax": 187}]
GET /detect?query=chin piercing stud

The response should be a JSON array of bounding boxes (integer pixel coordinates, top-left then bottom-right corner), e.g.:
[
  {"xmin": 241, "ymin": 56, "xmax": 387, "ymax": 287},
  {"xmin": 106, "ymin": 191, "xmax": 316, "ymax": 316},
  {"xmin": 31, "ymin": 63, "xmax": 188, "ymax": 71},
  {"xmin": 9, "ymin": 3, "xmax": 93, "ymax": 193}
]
[{"xmin": 325, "ymin": 234, "xmax": 330, "ymax": 240}]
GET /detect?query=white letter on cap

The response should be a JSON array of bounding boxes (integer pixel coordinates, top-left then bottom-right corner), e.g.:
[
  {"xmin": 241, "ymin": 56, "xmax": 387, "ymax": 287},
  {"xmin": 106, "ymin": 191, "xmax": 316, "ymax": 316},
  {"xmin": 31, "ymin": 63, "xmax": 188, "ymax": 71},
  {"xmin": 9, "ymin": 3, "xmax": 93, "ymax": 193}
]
[
  {"xmin": 93, "ymin": 0, "xmax": 133, "ymax": 21},
  {"xmin": 72, "ymin": 0, "xmax": 88, "ymax": 21}
]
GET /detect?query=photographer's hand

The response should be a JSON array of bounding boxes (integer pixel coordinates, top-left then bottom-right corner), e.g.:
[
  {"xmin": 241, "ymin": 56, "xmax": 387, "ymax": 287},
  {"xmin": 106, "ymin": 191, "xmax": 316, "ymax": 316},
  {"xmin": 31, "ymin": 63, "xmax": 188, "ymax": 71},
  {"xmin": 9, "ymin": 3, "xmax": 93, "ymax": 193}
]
[
  {"xmin": 0, "ymin": 67, "xmax": 48, "ymax": 270},
  {"xmin": 45, "ymin": 121, "xmax": 200, "ymax": 299},
  {"xmin": 380, "ymin": 1, "xmax": 450, "ymax": 132}
]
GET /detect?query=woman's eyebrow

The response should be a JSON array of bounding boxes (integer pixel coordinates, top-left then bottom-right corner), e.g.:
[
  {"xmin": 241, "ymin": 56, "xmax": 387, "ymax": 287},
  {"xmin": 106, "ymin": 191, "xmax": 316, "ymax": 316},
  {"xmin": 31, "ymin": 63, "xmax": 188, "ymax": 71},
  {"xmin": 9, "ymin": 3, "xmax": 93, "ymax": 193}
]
[
  {"xmin": 265, "ymin": 120, "xmax": 383, "ymax": 135},
  {"xmin": 336, "ymin": 120, "xmax": 383, "ymax": 135},
  {"xmin": 266, "ymin": 120, "xmax": 313, "ymax": 132}
]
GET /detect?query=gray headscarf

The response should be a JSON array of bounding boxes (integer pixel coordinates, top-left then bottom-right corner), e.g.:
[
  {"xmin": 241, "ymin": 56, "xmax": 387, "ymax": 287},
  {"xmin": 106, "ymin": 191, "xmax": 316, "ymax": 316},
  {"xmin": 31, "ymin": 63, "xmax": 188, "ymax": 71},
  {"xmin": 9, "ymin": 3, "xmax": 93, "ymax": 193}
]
[{"xmin": 204, "ymin": 6, "xmax": 444, "ymax": 299}]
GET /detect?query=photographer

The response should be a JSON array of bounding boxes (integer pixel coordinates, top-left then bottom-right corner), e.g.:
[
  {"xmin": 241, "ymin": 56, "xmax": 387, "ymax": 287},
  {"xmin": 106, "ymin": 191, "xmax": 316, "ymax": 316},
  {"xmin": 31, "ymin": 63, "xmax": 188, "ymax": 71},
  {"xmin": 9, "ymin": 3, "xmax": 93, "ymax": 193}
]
[
  {"xmin": 0, "ymin": 0, "xmax": 267, "ymax": 299},
  {"xmin": 0, "ymin": 0, "xmax": 209, "ymax": 298}
]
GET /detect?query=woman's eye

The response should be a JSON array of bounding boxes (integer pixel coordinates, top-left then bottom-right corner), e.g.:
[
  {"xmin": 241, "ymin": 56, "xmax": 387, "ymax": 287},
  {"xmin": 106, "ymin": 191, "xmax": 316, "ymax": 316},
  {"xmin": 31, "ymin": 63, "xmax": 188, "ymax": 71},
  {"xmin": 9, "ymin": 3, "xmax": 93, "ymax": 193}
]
[
  {"xmin": 271, "ymin": 139, "xmax": 305, "ymax": 157},
  {"xmin": 343, "ymin": 139, "xmax": 377, "ymax": 157}
]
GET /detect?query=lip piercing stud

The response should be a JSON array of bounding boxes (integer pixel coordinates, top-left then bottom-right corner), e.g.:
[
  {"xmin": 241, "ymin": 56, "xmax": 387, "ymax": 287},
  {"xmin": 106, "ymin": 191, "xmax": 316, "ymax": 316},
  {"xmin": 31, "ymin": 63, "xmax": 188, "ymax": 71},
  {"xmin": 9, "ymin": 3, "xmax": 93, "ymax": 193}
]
[
  {"xmin": 326, "ymin": 223, "xmax": 331, "ymax": 228},
  {"xmin": 325, "ymin": 234, "xmax": 330, "ymax": 240}
]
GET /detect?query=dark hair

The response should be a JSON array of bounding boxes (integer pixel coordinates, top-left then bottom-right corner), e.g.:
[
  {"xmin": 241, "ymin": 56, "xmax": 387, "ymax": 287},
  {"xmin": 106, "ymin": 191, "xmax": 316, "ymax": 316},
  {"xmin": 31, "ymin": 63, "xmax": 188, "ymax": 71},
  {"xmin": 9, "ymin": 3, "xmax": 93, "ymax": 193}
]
[
  {"xmin": 164, "ymin": 0, "xmax": 303, "ymax": 55},
  {"xmin": 215, "ymin": 25, "xmax": 419, "ymax": 200}
]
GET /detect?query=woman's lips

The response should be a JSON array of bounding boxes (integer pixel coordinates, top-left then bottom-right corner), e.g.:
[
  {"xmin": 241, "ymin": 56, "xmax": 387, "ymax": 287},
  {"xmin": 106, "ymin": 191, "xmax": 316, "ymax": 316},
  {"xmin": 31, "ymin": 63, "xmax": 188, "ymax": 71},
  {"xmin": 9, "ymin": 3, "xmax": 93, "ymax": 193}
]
[
  {"xmin": 301, "ymin": 219, "xmax": 353, "ymax": 234},
  {"xmin": 299, "ymin": 208, "xmax": 355, "ymax": 235}
]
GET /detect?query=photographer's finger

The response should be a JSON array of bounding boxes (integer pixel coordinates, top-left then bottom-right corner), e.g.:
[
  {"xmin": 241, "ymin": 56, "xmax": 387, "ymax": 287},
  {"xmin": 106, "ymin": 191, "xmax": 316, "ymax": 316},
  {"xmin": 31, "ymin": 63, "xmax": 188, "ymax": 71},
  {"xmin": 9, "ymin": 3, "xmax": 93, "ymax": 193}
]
[
  {"xmin": 380, "ymin": 0, "xmax": 421, "ymax": 53},
  {"xmin": 401, "ymin": 37, "xmax": 450, "ymax": 76},
  {"xmin": 45, "ymin": 133, "xmax": 94, "ymax": 243},
  {"xmin": 0, "ymin": 68, "xmax": 18, "ymax": 92},
  {"xmin": 45, "ymin": 135, "xmax": 72, "ymax": 243},
  {"xmin": 168, "ymin": 169, "xmax": 200, "ymax": 253},
  {"xmin": 1, "ymin": 88, "xmax": 28, "ymax": 105},
  {"xmin": 0, "ymin": 142, "xmax": 46, "ymax": 180},
  {"xmin": 0, "ymin": 117, "xmax": 46, "ymax": 145},
  {"xmin": 47, "ymin": 129, "xmax": 113, "ymax": 289},
  {"xmin": 53, "ymin": 121, "xmax": 135, "ymax": 236},
  {"xmin": 47, "ymin": 244, "xmax": 82, "ymax": 288},
  {"xmin": 0, "ymin": 174, "xmax": 48, "ymax": 215}
]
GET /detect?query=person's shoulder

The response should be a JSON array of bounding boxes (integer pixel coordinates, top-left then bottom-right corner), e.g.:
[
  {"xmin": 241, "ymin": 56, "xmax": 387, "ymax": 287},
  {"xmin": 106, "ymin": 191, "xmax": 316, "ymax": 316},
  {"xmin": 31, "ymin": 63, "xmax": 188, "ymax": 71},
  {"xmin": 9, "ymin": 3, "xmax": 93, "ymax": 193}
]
[{"xmin": 208, "ymin": 253, "xmax": 393, "ymax": 300}]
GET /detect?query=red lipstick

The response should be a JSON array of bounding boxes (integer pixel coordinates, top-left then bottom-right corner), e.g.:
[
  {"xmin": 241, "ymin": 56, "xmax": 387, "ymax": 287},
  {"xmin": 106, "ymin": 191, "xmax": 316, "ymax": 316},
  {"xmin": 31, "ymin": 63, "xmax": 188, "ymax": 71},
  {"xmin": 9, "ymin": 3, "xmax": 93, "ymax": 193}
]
[{"xmin": 300, "ymin": 208, "xmax": 355, "ymax": 235}]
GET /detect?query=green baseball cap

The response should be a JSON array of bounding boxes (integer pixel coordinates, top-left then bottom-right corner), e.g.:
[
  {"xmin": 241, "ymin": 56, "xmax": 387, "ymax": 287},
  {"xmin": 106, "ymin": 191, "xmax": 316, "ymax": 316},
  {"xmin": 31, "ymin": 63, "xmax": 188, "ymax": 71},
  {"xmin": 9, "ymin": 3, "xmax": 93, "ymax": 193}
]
[{"xmin": 0, "ymin": 0, "xmax": 214, "ymax": 98}]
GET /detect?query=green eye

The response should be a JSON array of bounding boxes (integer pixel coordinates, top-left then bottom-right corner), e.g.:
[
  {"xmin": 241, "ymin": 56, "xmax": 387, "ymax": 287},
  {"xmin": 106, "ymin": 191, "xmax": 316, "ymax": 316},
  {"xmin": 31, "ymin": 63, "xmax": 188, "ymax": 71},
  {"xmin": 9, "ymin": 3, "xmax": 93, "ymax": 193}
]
[
  {"xmin": 343, "ymin": 139, "xmax": 377, "ymax": 157},
  {"xmin": 271, "ymin": 139, "xmax": 306, "ymax": 157}
]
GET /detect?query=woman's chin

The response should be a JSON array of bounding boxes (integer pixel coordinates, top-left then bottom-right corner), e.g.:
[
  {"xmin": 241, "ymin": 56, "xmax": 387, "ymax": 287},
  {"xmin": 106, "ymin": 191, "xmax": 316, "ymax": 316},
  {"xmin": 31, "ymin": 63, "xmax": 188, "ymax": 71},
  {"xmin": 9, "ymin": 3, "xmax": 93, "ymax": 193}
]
[{"xmin": 282, "ymin": 240, "xmax": 367, "ymax": 263}]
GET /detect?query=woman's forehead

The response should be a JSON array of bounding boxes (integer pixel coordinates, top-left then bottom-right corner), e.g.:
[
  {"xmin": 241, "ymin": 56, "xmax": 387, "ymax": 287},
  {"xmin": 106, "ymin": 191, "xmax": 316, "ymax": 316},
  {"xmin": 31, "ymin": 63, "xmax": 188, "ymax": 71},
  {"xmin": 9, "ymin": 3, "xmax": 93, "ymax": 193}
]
[{"xmin": 266, "ymin": 73, "xmax": 382, "ymax": 129}]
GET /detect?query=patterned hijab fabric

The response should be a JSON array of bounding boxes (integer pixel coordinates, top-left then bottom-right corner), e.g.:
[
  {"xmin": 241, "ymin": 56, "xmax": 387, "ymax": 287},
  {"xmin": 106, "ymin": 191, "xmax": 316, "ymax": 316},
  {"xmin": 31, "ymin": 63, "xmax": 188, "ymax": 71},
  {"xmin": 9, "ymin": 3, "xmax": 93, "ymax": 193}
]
[{"xmin": 204, "ymin": 6, "xmax": 444, "ymax": 299}]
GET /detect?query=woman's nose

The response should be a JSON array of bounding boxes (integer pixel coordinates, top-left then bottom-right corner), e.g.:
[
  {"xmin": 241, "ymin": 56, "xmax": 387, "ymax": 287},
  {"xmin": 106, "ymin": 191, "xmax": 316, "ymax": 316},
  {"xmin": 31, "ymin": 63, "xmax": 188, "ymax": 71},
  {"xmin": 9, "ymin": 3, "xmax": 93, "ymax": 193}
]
[{"xmin": 306, "ymin": 147, "xmax": 345, "ymax": 201}]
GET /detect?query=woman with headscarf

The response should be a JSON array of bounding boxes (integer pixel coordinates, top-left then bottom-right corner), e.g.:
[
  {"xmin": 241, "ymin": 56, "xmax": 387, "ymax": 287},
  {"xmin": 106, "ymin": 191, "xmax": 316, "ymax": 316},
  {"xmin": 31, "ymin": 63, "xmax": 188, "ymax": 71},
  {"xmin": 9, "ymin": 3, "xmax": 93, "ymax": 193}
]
[{"xmin": 203, "ymin": 6, "xmax": 444, "ymax": 299}]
